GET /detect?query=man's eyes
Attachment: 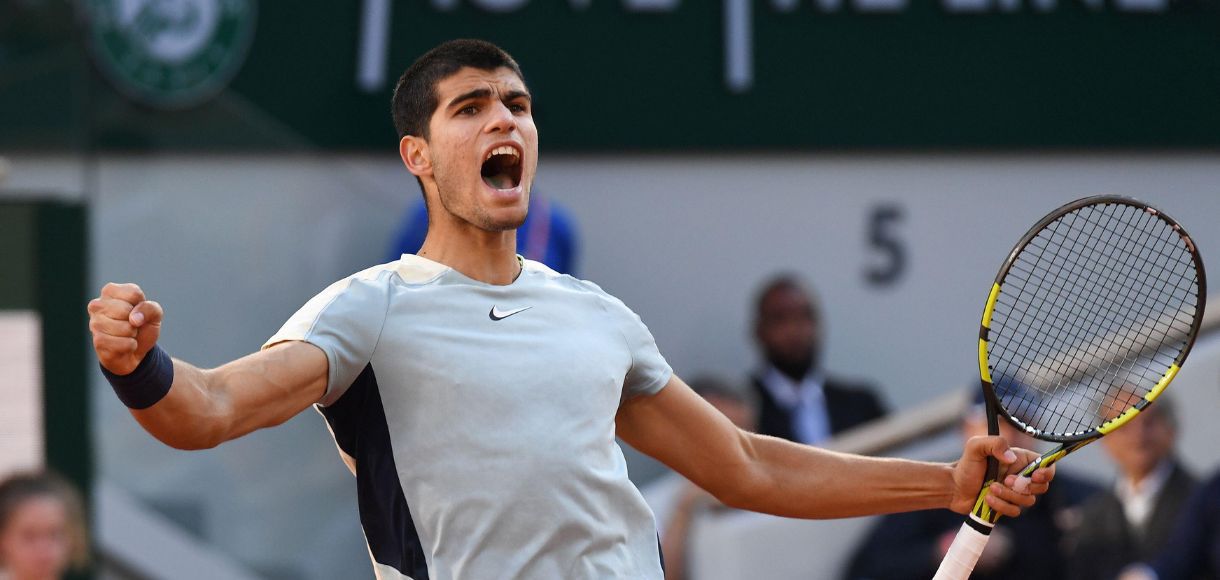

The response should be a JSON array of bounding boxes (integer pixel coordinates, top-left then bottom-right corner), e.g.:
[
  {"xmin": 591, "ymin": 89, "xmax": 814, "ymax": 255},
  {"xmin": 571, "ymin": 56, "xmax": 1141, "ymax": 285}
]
[{"xmin": 455, "ymin": 102, "xmax": 529, "ymax": 116}]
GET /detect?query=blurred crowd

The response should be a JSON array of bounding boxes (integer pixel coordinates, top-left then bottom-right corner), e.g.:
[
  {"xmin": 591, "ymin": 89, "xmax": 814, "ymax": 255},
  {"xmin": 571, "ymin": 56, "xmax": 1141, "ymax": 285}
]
[
  {"xmin": 633, "ymin": 271, "xmax": 1220, "ymax": 580},
  {"xmin": 0, "ymin": 471, "xmax": 87, "ymax": 580}
]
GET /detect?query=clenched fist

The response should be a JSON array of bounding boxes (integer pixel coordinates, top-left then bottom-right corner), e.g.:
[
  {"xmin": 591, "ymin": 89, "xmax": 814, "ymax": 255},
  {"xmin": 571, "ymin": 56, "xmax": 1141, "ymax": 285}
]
[{"xmin": 87, "ymin": 283, "xmax": 164, "ymax": 375}]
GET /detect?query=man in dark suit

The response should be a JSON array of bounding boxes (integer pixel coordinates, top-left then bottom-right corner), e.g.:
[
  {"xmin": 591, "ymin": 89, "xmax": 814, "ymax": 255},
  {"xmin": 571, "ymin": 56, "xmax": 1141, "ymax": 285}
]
[
  {"xmin": 1139, "ymin": 469, "xmax": 1220, "ymax": 580},
  {"xmin": 749, "ymin": 274, "xmax": 886, "ymax": 444},
  {"xmin": 1069, "ymin": 397, "xmax": 1196, "ymax": 580}
]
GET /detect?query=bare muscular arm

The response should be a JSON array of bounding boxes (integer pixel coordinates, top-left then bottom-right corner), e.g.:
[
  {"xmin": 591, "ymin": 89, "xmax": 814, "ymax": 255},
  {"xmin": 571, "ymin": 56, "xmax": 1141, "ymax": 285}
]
[
  {"xmin": 88, "ymin": 282, "xmax": 327, "ymax": 450},
  {"xmin": 617, "ymin": 374, "xmax": 1054, "ymax": 519}
]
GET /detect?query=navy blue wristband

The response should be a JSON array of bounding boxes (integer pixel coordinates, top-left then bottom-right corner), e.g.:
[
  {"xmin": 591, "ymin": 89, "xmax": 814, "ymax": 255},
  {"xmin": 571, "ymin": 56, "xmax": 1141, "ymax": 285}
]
[{"xmin": 101, "ymin": 345, "xmax": 174, "ymax": 410}]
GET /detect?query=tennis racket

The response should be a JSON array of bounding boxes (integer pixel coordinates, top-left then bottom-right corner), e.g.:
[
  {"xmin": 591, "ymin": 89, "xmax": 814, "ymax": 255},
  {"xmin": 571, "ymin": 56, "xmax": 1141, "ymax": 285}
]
[{"xmin": 933, "ymin": 195, "xmax": 1206, "ymax": 580}]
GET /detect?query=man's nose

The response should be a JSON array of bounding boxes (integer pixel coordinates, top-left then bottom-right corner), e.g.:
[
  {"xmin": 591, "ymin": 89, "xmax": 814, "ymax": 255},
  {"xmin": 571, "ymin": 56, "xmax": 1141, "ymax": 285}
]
[{"xmin": 486, "ymin": 101, "xmax": 517, "ymax": 133}]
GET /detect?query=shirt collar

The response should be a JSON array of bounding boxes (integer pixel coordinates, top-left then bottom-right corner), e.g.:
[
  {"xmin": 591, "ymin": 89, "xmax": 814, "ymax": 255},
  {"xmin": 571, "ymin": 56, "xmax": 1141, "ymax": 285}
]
[
  {"xmin": 760, "ymin": 366, "xmax": 825, "ymax": 409},
  {"xmin": 1115, "ymin": 457, "xmax": 1174, "ymax": 502}
]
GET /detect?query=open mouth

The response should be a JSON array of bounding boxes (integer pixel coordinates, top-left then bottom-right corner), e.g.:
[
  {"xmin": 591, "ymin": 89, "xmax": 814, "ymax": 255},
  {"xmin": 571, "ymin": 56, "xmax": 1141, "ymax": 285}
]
[{"xmin": 480, "ymin": 145, "xmax": 523, "ymax": 191}]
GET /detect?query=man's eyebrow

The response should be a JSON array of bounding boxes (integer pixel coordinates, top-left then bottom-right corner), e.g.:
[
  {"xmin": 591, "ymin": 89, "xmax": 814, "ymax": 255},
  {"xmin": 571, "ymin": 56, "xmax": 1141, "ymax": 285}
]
[
  {"xmin": 447, "ymin": 88, "xmax": 491, "ymax": 109},
  {"xmin": 446, "ymin": 87, "xmax": 532, "ymax": 110},
  {"xmin": 504, "ymin": 90, "xmax": 532, "ymax": 102}
]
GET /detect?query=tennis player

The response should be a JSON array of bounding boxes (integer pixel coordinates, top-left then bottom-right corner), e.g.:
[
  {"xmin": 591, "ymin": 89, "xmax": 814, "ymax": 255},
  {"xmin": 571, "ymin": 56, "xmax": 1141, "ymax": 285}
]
[{"xmin": 87, "ymin": 39, "xmax": 1055, "ymax": 580}]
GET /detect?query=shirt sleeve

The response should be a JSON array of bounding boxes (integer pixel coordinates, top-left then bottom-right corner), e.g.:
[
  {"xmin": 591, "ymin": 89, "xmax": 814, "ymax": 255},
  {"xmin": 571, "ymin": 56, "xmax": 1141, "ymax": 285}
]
[
  {"xmin": 588, "ymin": 287, "xmax": 672, "ymax": 400},
  {"xmin": 263, "ymin": 269, "xmax": 393, "ymax": 407}
]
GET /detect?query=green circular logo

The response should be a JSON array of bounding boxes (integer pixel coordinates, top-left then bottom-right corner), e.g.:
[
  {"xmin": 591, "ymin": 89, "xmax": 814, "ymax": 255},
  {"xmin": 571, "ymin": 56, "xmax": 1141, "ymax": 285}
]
[{"xmin": 87, "ymin": 0, "xmax": 257, "ymax": 109}]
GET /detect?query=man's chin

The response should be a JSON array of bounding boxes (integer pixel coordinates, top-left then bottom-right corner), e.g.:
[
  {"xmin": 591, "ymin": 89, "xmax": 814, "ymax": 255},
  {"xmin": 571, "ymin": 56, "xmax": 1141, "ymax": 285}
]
[
  {"xmin": 478, "ymin": 210, "xmax": 527, "ymax": 232},
  {"xmin": 771, "ymin": 357, "xmax": 815, "ymax": 381},
  {"xmin": 485, "ymin": 219, "xmax": 526, "ymax": 232}
]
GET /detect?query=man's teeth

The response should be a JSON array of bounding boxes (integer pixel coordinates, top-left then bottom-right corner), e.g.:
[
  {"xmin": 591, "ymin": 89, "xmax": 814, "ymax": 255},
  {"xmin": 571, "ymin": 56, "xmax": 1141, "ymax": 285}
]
[{"xmin": 485, "ymin": 146, "xmax": 520, "ymax": 161}]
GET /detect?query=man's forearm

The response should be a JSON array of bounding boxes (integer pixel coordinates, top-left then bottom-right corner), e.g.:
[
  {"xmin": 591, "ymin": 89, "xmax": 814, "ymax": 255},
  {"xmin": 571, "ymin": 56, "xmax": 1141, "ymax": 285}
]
[
  {"xmin": 720, "ymin": 433, "xmax": 955, "ymax": 519},
  {"xmin": 129, "ymin": 359, "xmax": 233, "ymax": 450}
]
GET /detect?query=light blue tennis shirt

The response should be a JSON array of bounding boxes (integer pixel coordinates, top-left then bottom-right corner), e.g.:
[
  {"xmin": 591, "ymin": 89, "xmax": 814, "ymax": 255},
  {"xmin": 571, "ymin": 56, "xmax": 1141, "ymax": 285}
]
[{"xmin": 264, "ymin": 255, "xmax": 672, "ymax": 580}]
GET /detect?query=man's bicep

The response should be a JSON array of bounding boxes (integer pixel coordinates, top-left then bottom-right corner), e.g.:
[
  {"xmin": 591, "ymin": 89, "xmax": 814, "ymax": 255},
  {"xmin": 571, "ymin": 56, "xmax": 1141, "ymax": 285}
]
[
  {"xmin": 255, "ymin": 339, "xmax": 329, "ymax": 398},
  {"xmin": 617, "ymin": 375, "xmax": 754, "ymax": 494},
  {"xmin": 217, "ymin": 340, "xmax": 329, "ymax": 439},
  {"xmin": 131, "ymin": 340, "xmax": 329, "ymax": 449}
]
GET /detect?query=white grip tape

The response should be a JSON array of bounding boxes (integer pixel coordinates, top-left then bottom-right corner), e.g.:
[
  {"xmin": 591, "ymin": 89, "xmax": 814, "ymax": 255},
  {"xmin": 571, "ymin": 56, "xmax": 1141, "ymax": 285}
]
[
  {"xmin": 932, "ymin": 522, "xmax": 991, "ymax": 580},
  {"xmin": 1013, "ymin": 474, "xmax": 1032, "ymax": 494}
]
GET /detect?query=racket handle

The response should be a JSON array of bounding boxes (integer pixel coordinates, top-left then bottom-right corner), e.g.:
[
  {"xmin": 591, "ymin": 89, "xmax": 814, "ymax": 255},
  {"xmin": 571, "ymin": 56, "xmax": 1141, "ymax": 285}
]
[{"xmin": 932, "ymin": 521, "xmax": 992, "ymax": 580}]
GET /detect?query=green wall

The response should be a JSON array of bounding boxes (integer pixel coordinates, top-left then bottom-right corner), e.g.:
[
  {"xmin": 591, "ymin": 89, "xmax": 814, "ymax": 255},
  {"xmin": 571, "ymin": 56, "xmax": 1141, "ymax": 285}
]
[{"xmin": 4, "ymin": 1, "xmax": 1219, "ymax": 151}]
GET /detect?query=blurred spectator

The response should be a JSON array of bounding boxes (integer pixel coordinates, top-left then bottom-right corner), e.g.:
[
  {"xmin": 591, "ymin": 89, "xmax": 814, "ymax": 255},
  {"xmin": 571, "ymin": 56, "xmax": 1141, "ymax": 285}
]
[
  {"xmin": 640, "ymin": 376, "xmax": 756, "ymax": 580},
  {"xmin": 843, "ymin": 391, "xmax": 1098, "ymax": 580},
  {"xmin": 1068, "ymin": 397, "xmax": 1195, "ymax": 580},
  {"xmin": 749, "ymin": 274, "xmax": 886, "ymax": 445},
  {"xmin": 0, "ymin": 471, "xmax": 88, "ymax": 580},
  {"xmin": 1116, "ymin": 375, "xmax": 1220, "ymax": 580},
  {"xmin": 388, "ymin": 194, "xmax": 579, "ymax": 274},
  {"xmin": 1139, "ymin": 468, "xmax": 1220, "ymax": 580}
]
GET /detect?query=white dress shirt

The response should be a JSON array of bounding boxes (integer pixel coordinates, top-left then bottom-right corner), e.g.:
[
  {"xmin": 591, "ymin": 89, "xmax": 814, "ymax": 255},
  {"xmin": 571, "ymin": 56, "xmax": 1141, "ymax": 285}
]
[
  {"xmin": 761, "ymin": 367, "xmax": 832, "ymax": 445},
  {"xmin": 1115, "ymin": 458, "xmax": 1174, "ymax": 535}
]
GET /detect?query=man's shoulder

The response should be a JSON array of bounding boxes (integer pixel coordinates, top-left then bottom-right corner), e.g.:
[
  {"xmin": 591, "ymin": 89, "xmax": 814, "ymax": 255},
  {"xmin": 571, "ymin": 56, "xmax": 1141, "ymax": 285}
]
[
  {"xmin": 383, "ymin": 254, "xmax": 449, "ymax": 285},
  {"xmin": 823, "ymin": 376, "xmax": 880, "ymax": 394},
  {"xmin": 325, "ymin": 258, "xmax": 422, "ymax": 286},
  {"xmin": 1052, "ymin": 471, "xmax": 1104, "ymax": 508},
  {"xmin": 823, "ymin": 377, "xmax": 887, "ymax": 409},
  {"xmin": 1079, "ymin": 485, "xmax": 1116, "ymax": 508},
  {"xmin": 303, "ymin": 257, "xmax": 446, "ymax": 311},
  {"xmin": 347, "ymin": 260, "xmax": 405, "ymax": 283},
  {"xmin": 264, "ymin": 261, "xmax": 405, "ymax": 353},
  {"xmin": 523, "ymin": 259, "xmax": 626, "ymax": 305},
  {"xmin": 1167, "ymin": 460, "xmax": 1198, "ymax": 492},
  {"xmin": 1197, "ymin": 469, "xmax": 1220, "ymax": 514}
]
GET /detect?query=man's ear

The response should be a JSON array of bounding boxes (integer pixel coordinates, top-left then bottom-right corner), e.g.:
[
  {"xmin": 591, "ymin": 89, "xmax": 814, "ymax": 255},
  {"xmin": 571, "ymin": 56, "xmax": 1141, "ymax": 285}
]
[{"xmin": 400, "ymin": 135, "xmax": 432, "ymax": 178}]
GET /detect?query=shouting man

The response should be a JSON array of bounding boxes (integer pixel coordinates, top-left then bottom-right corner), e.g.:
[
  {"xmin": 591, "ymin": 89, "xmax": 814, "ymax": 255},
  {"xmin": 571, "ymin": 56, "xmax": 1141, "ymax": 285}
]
[{"xmin": 88, "ymin": 39, "xmax": 1054, "ymax": 580}]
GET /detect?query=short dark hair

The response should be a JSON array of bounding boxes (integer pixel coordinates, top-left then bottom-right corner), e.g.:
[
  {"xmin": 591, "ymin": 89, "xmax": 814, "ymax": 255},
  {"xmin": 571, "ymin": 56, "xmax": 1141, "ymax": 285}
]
[
  {"xmin": 391, "ymin": 39, "xmax": 525, "ymax": 140},
  {"xmin": 753, "ymin": 273, "xmax": 819, "ymax": 322}
]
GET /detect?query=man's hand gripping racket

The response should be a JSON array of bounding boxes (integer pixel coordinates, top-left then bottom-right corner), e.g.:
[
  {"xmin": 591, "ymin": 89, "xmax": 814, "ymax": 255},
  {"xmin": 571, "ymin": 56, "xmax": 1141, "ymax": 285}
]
[{"xmin": 934, "ymin": 196, "xmax": 1207, "ymax": 580}]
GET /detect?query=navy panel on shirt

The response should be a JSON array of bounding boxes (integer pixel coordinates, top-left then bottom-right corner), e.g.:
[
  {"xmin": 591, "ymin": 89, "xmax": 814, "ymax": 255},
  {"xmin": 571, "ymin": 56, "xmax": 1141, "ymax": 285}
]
[{"xmin": 321, "ymin": 364, "xmax": 429, "ymax": 579}]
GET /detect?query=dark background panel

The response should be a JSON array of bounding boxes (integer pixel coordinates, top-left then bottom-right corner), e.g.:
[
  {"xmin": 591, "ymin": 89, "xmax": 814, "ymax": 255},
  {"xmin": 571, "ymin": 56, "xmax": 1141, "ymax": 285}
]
[
  {"xmin": 0, "ymin": 201, "xmax": 92, "ymax": 579},
  {"xmin": 2, "ymin": 1, "xmax": 1218, "ymax": 151}
]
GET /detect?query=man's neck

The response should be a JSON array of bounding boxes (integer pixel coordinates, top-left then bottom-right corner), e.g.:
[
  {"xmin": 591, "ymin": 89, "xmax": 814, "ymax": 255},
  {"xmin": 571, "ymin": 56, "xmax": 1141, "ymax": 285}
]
[
  {"xmin": 418, "ymin": 227, "xmax": 520, "ymax": 285},
  {"xmin": 1121, "ymin": 458, "xmax": 1173, "ymax": 494}
]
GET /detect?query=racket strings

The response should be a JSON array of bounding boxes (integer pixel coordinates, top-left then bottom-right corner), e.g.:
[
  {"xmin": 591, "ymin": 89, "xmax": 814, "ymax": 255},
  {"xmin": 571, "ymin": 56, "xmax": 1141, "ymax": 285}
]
[
  {"xmin": 1005, "ymin": 208, "xmax": 1184, "ymax": 381},
  {"xmin": 999, "ymin": 212, "xmax": 1136, "ymax": 430},
  {"xmin": 1012, "ymin": 209, "xmax": 1194, "ymax": 336},
  {"xmin": 996, "ymin": 207, "xmax": 1196, "ymax": 433},
  {"xmin": 999, "ymin": 211, "xmax": 1146, "ymax": 424},
  {"xmin": 1071, "ymin": 207, "xmax": 1196, "ymax": 413},
  {"xmin": 987, "ymin": 202, "xmax": 1201, "ymax": 437},
  {"xmin": 1004, "ymin": 206, "xmax": 1194, "ymax": 432},
  {"xmin": 1005, "ymin": 211, "xmax": 1195, "ymax": 382}
]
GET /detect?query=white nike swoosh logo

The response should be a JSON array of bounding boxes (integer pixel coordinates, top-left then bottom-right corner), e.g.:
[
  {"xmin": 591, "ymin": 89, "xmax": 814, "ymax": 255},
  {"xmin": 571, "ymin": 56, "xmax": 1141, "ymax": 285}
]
[{"xmin": 489, "ymin": 305, "xmax": 532, "ymax": 321}]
